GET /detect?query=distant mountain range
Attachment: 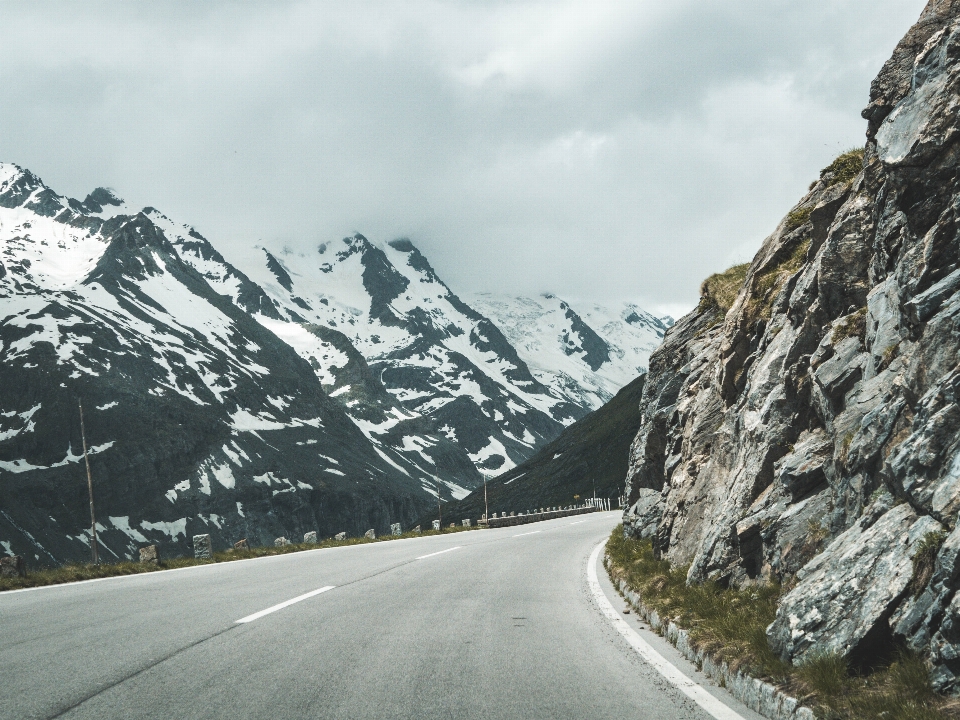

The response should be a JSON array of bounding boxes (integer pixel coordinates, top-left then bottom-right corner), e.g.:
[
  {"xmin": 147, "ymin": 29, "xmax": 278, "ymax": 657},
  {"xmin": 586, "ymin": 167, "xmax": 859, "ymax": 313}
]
[{"xmin": 0, "ymin": 162, "xmax": 667, "ymax": 563}]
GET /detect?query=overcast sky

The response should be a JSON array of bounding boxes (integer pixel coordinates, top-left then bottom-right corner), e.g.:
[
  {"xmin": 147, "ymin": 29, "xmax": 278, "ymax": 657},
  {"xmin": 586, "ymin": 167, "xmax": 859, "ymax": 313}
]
[{"xmin": 0, "ymin": 1, "xmax": 927, "ymax": 318}]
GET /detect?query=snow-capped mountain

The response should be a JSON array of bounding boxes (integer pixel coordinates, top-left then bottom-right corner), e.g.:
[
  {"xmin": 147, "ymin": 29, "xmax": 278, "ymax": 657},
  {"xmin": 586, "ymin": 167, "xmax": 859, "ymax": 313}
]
[
  {"xmin": 0, "ymin": 164, "xmax": 435, "ymax": 564},
  {"xmin": 0, "ymin": 161, "xmax": 667, "ymax": 564},
  {"xmin": 229, "ymin": 237, "xmax": 587, "ymax": 481},
  {"xmin": 467, "ymin": 293, "xmax": 671, "ymax": 410}
]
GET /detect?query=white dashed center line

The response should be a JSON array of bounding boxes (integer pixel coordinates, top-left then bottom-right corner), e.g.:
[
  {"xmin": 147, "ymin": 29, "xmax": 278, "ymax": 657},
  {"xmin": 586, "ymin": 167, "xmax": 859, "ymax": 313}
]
[
  {"xmin": 235, "ymin": 586, "xmax": 335, "ymax": 624},
  {"xmin": 416, "ymin": 546, "xmax": 461, "ymax": 560},
  {"xmin": 513, "ymin": 530, "xmax": 541, "ymax": 537}
]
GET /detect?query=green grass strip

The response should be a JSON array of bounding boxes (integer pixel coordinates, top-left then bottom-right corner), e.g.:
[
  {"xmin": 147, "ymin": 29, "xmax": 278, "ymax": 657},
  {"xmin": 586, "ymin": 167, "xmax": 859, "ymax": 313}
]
[{"xmin": 0, "ymin": 525, "xmax": 481, "ymax": 593}]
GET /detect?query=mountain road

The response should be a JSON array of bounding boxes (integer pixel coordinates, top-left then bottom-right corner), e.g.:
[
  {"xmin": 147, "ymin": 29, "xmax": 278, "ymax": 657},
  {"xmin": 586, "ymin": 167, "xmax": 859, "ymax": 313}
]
[{"xmin": 1, "ymin": 512, "xmax": 764, "ymax": 720}]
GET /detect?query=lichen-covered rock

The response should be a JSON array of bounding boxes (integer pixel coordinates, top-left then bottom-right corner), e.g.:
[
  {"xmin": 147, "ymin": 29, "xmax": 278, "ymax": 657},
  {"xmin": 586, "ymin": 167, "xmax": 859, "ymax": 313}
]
[
  {"xmin": 364, "ymin": 529, "xmax": 375, "ymax": 539},
  {"xmin": 139, "ymin": 545, "xmax": 160, "ymax": 564},
  {"xmin": 303, "ymin": 531, "xmax": 318, "ymax": 544},
  {"xmin": 334, "ymin": 532, "xmax": 346, "ymax": 541},
  {"xmin": 622, "ymin": 0, "xmax": 960, "ymax": 684},
  {"xmin": 768, "ymin": 502, "xmax": 943, "ymax": 666},
  {"xmin": 623, "ymin": 489, "xmax": 661, "ymax": 540}
]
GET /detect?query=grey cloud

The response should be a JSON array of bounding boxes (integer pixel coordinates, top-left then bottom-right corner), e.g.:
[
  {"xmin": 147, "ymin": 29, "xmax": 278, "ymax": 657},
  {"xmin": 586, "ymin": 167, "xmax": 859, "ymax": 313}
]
[{"xmin": 0, "ymin": 0, "xmax": 928, "ymax": 314}]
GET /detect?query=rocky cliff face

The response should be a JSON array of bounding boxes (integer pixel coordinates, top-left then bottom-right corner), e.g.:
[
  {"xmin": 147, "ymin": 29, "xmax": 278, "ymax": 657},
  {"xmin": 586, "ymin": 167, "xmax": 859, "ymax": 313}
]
[{"xmin": 623, "ymin": 0, "xmax": 960, "ymax": 692}]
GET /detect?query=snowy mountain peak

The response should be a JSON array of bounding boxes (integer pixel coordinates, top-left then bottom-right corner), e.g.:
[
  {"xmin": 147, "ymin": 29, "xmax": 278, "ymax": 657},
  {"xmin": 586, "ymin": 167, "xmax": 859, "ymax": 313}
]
[
  {"xmin": 79, "ymin": 187, "xmax": 128, "ymax": 217},
  {"xmin": 468, "ymin": 293, "xmax": 669, "ymax": 410}
]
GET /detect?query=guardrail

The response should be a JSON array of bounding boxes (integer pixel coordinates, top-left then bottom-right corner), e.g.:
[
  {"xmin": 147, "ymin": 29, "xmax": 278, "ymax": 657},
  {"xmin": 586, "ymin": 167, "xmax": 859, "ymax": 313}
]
[{"xmin": 480, "ymin": 505, "xmax": 598, "ymax": 528}]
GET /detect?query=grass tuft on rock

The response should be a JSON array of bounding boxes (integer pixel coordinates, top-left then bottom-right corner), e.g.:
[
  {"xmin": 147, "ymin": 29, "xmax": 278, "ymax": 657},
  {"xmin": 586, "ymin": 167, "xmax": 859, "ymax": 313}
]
[
  {"xmin": 833, "ymin": 308, "xmax": 868, "ymax": 343},
  {"xmin": 821, "ymin": 148, "xmax": 865, "ymax": 187},
  {"xmin": 699, "ymin": 263, "xmax": 750, "ymax": 319},
  {"xmin": 604, "ymin": 526, "xmax": 958, "ymax": 720},
  {"xmin": 784, "ymin": 206, "xmax": 813, "ymax": 234},
  {"xmin": 748, "ymin": 238, "xmax": 811, "ymax": 321},
  {"xmin": 908, "ymin": 531, "xmax": 949, "ymax": 598}
]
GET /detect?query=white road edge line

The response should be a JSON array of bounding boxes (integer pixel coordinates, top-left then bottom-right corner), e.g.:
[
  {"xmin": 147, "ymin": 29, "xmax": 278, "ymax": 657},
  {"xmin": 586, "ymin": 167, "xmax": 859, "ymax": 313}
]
[
  {"xmin": 416, "ymin": 546, "xmax": 461, "ymax": 560},
  {"xmin": 235, "ymin": 586, "xmax": 335, "ymax": 624},
  {"xmin": 588, "ymin": 541, "xmax": 746, "ymax": 720},
  {"xmin": 512, "ymin": 530, "xmax": 542, "ymax": 537}
]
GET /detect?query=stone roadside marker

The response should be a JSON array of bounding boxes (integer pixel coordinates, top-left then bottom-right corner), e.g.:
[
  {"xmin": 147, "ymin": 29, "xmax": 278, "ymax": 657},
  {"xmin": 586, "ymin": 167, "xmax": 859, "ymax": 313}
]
[
  {"xmin": 193, "ymin": 534, "xmax": 212, "ymax": 559},
  {"xmin": 335, "ymin": 532, "xmax": 347, "ymax": 541},
  {"xmin": 391, "ymin": 523, "xmax": 401, "ymax": 536},
  {"xmin": 0, "ymin": 555, "xmax": 25, "ymax": 578},
  {"xmin": 364, "ymin": 529, "xmax": 376, "ymax": 539},
  {"xmin": 274, "ymin": 537, "xmax": 289, "ymax": 547},
  {"xmin": 432, "ymin": 520, "xmax": 441, "ymax": 531},
  {"xmin": 413, "ymin": 525, "xmax": 421, "ymax": 534},
  {"xmin": 462, "ymin": 519, "xmax": 471, "ymax": 527},
  {"xmin": 304, "ymin": 531, "xmax": 318, "ymax": 544},
  {"xmin": 139, "ymin": 545, "xmax": 160, "ymax": 565},
  {"xmin": 234, "ymin": 538, "xmax": 249, "ymax": 550}
]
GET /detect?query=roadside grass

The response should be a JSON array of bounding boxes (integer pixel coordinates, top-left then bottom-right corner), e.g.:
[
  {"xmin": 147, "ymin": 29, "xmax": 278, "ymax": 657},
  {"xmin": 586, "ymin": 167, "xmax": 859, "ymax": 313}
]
[
  {"xmin": 604, "ymin": 527, "xmax": 960, "ymax": 720},
  {"xmin": 0, "ymin": 525, "xmax": 481, "ymax": 593}
]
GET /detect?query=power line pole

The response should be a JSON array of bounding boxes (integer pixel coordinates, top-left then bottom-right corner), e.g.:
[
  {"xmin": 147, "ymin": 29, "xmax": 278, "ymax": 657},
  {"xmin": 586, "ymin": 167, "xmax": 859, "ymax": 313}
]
[
  {"xmin": 79, "ymin": 399, "xmax": 99, "ymax": 565},
  {"xmin": 483, "ymin": 473, "xmax": 489, "ymax": 521},
  {"xmin": 436, "ymin": 476, "xmax": 442, "ymax": 531}
]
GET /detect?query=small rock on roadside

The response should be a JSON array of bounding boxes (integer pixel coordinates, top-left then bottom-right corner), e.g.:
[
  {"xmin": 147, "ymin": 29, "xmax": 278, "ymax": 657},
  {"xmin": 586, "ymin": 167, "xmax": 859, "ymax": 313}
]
[
  {"xmin": 0, "ymin": 555, "xmax": 25, "ymax": 578},
  {"xmin": 139, "ymin": 545, "xmax": 160, "ymax": 565}
]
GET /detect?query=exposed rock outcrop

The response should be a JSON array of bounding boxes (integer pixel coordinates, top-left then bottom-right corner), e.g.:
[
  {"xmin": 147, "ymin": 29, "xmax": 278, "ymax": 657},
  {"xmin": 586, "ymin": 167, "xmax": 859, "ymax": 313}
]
[{"xmin": 623, "ymin": 0, "xmax": 960, "ymax": 691}]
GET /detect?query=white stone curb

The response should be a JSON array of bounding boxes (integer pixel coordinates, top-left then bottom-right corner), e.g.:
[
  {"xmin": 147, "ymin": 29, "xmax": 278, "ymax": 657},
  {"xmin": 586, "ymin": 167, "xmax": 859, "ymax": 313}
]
[{"xmin": 609, "ymin": 564, "xmax": 816, "ymax": 720}]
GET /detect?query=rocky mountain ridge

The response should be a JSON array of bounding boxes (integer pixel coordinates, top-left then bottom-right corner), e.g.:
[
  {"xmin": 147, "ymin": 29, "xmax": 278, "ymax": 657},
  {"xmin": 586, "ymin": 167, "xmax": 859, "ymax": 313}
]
[
  {"xmin": 0, "ymin": 166, "xmax": 430, "ymax": 564},
  {"xmin": 229, "ymin": 236, "xmax": 669, "ymax": 481},
  {"xmin": 623, "ymin": 0, "xmax": 960, "ymax": 692},
  {"xmin": 0, "ymin": 161, "xmax": 666, "ymax": 564}
]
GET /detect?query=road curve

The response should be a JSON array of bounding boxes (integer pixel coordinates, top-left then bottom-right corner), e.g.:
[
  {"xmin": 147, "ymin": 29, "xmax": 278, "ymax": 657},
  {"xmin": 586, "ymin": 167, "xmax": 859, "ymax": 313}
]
[{"xmin": 1, "ymin": 512, "xmax": 765, "ymax": 720}]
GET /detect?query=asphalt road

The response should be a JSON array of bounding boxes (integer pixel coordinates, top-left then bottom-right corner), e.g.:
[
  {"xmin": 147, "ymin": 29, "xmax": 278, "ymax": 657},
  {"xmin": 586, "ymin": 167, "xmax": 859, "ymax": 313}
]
[{"xmin": 0, "ymin": 511, "xmax": 765, "ymax": 720}]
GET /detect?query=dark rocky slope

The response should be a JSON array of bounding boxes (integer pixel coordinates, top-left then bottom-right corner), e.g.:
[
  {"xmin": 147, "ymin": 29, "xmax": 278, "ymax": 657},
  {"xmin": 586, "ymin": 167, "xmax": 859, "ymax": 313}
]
[
  {"xmin": 0, "ymin": 170, "xmax": 435, "ymax": 564},
  {"xmin": 623, "ymin": 0, "xmax": 960, "ymax": 692},
  {"xmin": 438, "ymin": 373, "xmax": 645, "ymax": 523}
]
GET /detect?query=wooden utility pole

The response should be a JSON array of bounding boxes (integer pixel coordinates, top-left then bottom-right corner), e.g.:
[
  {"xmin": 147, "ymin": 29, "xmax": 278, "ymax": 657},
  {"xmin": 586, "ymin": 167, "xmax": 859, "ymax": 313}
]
[{"xmin": 79, "ymin": 399, "xmax": 98, "ymax": 565}]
